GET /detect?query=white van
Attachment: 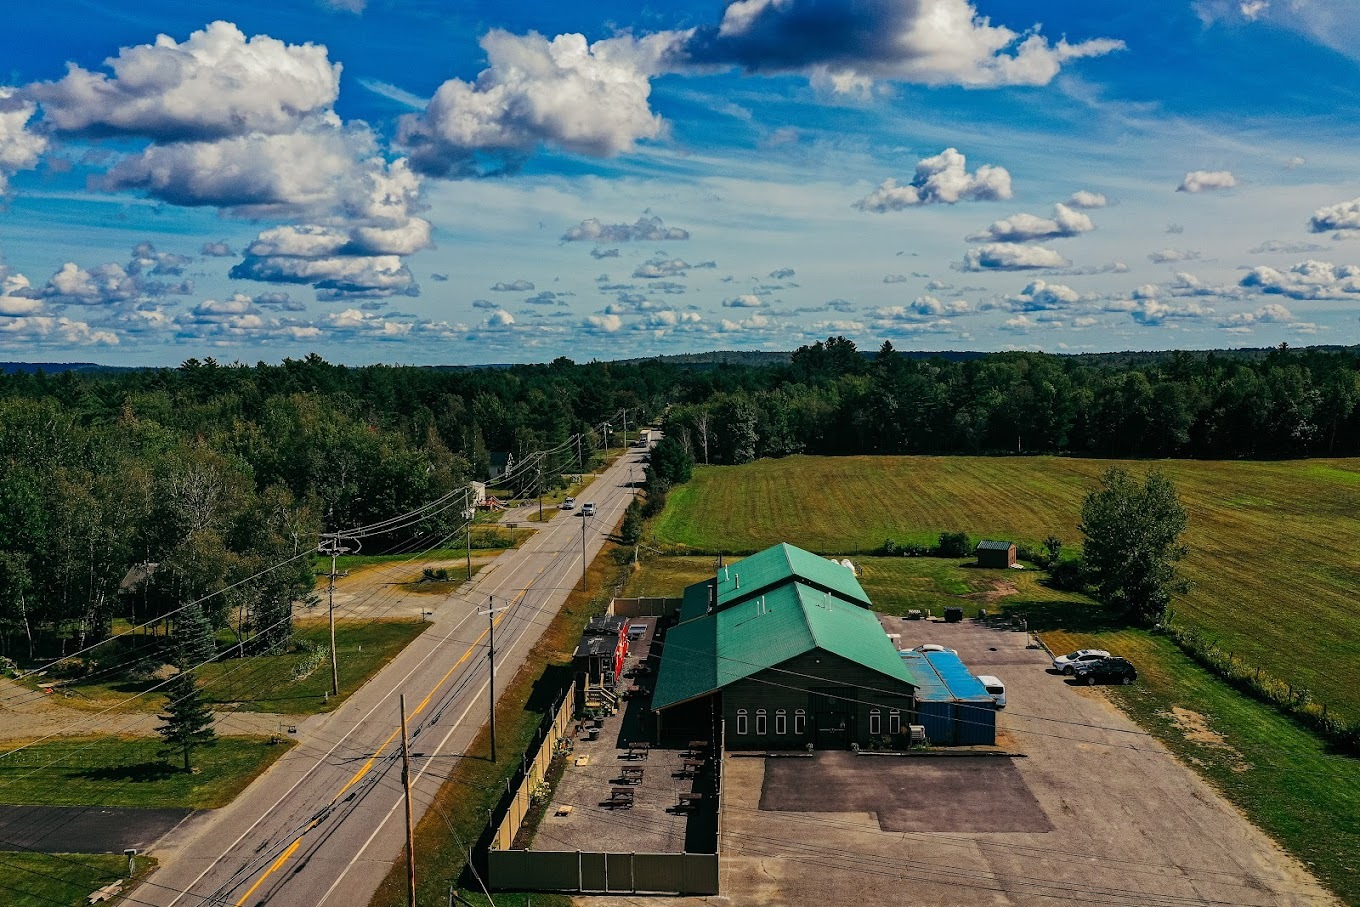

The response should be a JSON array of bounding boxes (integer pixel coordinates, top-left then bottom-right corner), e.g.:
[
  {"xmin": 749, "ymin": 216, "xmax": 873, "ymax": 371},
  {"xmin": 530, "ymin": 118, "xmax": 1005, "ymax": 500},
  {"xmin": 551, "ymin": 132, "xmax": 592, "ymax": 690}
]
[
  {"xmin": 581, "ymin": 502, "xmax": 597, "ymax": 516},
  {"xmin": 977, "ymin": 675, "xmax": 1006, "ymax": 709}
]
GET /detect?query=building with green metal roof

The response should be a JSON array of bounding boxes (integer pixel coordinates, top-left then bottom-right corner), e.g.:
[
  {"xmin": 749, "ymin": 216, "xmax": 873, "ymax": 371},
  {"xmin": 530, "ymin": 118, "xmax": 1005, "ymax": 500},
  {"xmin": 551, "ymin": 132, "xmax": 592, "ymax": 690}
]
[{"xmin": 651, "ymin": 543, "xmax": 918, "ymax": 749}]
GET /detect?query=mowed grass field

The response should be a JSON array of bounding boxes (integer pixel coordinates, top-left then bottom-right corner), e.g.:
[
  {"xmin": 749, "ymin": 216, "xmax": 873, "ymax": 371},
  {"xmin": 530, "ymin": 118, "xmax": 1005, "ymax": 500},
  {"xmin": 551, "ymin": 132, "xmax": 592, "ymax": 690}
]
[
  {"xmin": 626, "ymin": 555, "xmax": 1089, "ymax": 619},
  {"xmin": 652, "ymin": 455, "xmax": 1360, "ymax": 723},
  {"xmin": 0, "ymin": 853, "xmax": 154, "ymax": 907}
]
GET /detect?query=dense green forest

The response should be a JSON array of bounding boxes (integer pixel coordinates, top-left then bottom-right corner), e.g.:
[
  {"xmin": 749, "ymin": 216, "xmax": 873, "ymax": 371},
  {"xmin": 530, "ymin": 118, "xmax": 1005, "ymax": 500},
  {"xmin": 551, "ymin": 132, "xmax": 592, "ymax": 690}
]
[
  {"xmin": 2, "ymin": 341, "xmax": 1358, "ymax": 661},
  {"xmin": 0, "ymin": 354, "xmax": 667, "ymax": 661},
  {"xmin": 661, "ymin": 339, "xmax": 1360, "ymax": 462}
]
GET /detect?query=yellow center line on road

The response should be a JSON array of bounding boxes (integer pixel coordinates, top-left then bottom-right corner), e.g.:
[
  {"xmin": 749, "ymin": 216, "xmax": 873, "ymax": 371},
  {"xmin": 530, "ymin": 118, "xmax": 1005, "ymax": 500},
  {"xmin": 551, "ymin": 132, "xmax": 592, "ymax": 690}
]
[{"xmin": 232, "ymin": 589, "xmax": 526, "ymax": 907}]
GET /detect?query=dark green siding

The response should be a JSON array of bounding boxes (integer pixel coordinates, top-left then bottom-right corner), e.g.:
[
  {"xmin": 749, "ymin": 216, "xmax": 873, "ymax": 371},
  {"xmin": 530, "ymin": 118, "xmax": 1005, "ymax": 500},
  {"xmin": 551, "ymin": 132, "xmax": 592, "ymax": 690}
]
[{"xmin": 723, "ymin": 649, "xmax": 915, "ymax": 750}]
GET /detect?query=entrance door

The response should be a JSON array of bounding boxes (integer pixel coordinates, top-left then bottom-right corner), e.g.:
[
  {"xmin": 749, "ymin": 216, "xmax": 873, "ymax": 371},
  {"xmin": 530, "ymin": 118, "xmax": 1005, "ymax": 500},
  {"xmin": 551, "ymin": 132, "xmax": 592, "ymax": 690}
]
[{"xmin": 812, "ymin": 688, "xmax": 855, "ymax": 749}]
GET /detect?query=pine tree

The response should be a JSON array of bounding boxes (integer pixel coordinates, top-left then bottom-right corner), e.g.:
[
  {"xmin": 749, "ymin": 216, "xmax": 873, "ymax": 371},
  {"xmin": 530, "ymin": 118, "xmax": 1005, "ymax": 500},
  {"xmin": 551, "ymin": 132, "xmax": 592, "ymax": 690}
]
[
  {"xmin": 175, "ymin": 601, "xmax": 216, "ymax": 669},
  {"xmin": 157, "ymin": 670, "xmax": 216, "ymax": 771}
]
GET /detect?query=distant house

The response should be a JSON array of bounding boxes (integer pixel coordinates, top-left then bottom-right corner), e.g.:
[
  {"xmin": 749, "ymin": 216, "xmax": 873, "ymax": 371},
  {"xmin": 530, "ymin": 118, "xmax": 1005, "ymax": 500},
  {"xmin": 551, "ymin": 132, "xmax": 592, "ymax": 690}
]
[
  {"xmin": 975, "ymin": 540, "xmax": 1017, "ymax": 569},
  {"xmin": 469, "ymin": 481, "xmax": 487, "ymax": 506},
  {"xmin": 488, "ymin": 452, "xmax": 514, "ymax": 482},
  {"xmin": 118, "ymin": 562, "xmax": 158, "ymax": 594}
]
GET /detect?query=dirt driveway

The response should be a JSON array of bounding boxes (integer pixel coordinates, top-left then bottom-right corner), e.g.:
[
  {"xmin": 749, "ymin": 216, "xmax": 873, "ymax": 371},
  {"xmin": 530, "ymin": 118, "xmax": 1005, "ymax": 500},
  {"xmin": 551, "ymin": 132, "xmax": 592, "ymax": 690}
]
[{"xmin": 588, "ymin": 618, "xmax": 1335, "ymax": 907}]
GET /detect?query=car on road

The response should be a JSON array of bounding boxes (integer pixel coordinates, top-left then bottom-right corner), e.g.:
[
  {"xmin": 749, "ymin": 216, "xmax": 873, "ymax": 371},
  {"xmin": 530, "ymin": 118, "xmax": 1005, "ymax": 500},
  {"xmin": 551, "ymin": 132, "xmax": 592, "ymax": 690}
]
[
  {"xmin": 1052, "ymin": 648, "xmax": 1111, "ymax": 675},
  {"xmin": 911, "ymin": 643, "xmax": 959, "ymax": 655},
  {"xmin": 581, "ymin": 502, "xmax": 596, "ymax": 516},
  {"xmin": 1072, "ymin": 656, "xmax": 1138, "ymax": 685},
  {"xmin": 560, "ymin": 497, "xmax": 575, "ymax": 510}
]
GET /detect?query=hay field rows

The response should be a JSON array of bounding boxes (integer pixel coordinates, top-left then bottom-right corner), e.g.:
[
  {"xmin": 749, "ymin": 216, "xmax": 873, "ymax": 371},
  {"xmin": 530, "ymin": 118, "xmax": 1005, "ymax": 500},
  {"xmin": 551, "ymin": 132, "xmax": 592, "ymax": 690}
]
[{"xmin": 652, "ymin": 455, "xmax": 1360, "ymax": 723}]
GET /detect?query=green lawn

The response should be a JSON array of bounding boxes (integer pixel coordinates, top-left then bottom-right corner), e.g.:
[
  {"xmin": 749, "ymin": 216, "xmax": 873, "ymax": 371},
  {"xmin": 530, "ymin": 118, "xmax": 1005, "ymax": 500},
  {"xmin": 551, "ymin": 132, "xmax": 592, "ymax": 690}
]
[
  {"xmin": 1040, "ymin": 624, "xmax": 1360, "ymax": 907},
  {"xmin": 41, "ymin": 620, "xmax": 428, "ymax": 716},
  {"xmin": 199, "ymin": 620, "xmax": 428, "ymax": 713},
  {"xmin": 0, "ymin": 736, "xmax": 291, "ymax": 808},
  {"xmin": 652, "ymin": 455, "xmax": 1360, "ymax": 723},
  {"xmin": 0, "ymin": 853, "xmax": 154, "ymax": 907}
]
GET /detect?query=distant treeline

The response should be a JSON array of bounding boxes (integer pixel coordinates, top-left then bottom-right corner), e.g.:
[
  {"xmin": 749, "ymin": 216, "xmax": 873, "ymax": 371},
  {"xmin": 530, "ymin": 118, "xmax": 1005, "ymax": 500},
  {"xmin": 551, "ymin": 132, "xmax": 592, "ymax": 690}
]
[{"xmin": 660, "ymin": 339, "xmax": 1360, "ymax": 461}]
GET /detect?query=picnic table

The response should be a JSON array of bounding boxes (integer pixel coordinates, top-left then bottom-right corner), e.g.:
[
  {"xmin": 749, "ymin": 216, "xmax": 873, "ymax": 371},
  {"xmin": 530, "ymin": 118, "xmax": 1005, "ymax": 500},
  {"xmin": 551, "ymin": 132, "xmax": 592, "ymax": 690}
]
[
  {"xmin": 676, "ymin": 792, "xmax": 704, "ymax": 810},
  {"xmin": 686, "ymin": 739, "xmax": 708, "ymax": 755},
  {"xmin": 607, "ymin": 787, "xmax": 635, "ymax": 808},
  {"xmin": 679, "ymin": 758, "xmax": 704, "ymax": 776},
  {"xmin": 620, "ymin": 767, "xmax": 644, "ymax": 784},
  {"xmin": 627, "ymin": 741, "xmax": 650, "ymax": 759}
]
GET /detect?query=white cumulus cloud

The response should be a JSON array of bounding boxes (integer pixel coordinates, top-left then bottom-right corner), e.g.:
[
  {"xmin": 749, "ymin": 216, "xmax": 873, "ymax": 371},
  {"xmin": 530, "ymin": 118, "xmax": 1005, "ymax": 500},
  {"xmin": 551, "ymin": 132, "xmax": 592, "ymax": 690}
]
[
  {"xmin": 28, "ymin": 21, "xmax": 339, "ymax": 141},
  {"xmin": 679, "ymin": 0, "xmax": 1123, "ymax": 92},
  {"xmin": 854, "ymin": 148, "xmax": 1011, "ymax": 211},
  {"xmin": 1177, "ymin": 170, "xmax": 1237, "ymax": 193},
  {"xmin": 562, "ymin": 215, "xmax": 689, "ymax": 242},
  {"xmin": 1309, "ymin": 197, "xmax": 1360, "ymax": 233},
  {"xmin": 1240, "ymin": 260, "xmax": 1360, "ymax": 299},
  {"xmin": 967, "ymin": 203, "xmax": 1094, "ymax": 243},
  {"xmin": 1066, "ymin": 190, "xmax": 1107, "ymax": 209},
  {"xmin": 399, "ymin": 30, "xmax": 674, "ymax": 176},
  {"xmin": 961, "ymin": 244, "xmax": 1069, "ymax": 270},
  {"xmin": 0, "ymin": 88, "xmax": 47, "ymax": 193}
]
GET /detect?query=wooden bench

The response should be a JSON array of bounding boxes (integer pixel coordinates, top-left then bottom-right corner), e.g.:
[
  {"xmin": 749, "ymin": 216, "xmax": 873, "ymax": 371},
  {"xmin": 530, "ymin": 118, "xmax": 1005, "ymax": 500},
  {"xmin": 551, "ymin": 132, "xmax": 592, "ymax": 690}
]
[
  {"xmin": 620, "ymin": 767, "xmax": 644, "ymax": 784},
  {"xmin": 676, "ymin": 792, "xmax": 704, "ymax": 810},
  {"xmin": 686, "ymin": 739, "xmax": 709, "ymax": 756},
  {"xmin": 626, "ymin": 742, "xmax": 650, "ymax": 759},
  {"xmin": 607, "ymin": 787, "xmax": 635, "ymax": 808}
]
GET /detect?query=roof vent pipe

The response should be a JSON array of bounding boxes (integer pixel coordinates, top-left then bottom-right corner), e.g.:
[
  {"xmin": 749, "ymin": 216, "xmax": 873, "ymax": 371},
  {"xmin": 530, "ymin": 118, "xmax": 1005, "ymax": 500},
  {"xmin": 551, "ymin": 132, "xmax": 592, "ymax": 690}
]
[{"xmin": 735, "ymin": 573, "xmax": 740, "ymax": 590}]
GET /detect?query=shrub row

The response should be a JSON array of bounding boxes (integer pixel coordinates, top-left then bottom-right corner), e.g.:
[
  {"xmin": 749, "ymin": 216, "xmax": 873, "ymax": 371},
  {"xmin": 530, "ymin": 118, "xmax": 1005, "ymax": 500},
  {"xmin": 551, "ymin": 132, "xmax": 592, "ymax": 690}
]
[{"xmin": 1162, "ymin": 621, "xmax": 1360, "ymax": 754}]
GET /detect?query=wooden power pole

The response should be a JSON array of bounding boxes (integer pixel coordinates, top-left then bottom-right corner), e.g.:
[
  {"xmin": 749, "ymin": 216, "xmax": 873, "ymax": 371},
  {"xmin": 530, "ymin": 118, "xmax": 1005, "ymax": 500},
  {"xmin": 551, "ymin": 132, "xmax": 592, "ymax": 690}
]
[{"xmin": 400, "ymin": 694, "xmax": 417, "ymax": 907}]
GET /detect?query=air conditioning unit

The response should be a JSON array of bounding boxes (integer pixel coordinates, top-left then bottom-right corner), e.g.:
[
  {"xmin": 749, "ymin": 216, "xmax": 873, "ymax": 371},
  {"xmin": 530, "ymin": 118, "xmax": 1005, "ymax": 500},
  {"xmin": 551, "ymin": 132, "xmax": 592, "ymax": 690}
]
[{"xmin": 908, "ymin": 725, "xmax": 927, "ymax": 745}]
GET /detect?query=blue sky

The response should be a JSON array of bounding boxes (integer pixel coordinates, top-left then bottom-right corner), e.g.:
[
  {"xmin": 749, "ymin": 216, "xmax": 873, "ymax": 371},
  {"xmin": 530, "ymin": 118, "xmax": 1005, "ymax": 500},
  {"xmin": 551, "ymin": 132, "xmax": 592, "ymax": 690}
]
[{"xmin": 2, "ymin": 0, "xmax": 1359, "ymax": 365}]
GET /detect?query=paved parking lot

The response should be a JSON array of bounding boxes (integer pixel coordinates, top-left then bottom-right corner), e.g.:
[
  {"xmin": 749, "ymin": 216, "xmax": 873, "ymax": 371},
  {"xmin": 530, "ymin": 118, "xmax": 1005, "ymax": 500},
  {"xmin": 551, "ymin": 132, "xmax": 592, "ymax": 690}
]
[{"xmin": 592, "ymin": 617, "xmax": 1336, "ymax": 906}]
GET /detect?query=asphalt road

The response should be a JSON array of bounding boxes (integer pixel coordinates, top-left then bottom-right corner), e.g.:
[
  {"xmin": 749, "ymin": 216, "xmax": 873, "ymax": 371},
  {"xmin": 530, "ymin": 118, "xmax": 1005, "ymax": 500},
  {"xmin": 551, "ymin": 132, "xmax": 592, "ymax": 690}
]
[{"xmin": 139, "ymin": 442, "xmax": 650, "ymax": 907}]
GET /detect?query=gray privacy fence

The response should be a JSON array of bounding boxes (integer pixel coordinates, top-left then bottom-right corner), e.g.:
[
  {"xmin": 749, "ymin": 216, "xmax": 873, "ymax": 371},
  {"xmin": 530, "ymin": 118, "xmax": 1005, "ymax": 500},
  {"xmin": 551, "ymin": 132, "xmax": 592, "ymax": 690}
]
[
  {"xmin": 607, "ymin": 597, "xmax": 682, "ymax": 618},
  {"xmin": 488, "ymin": 850, "xmax": 719, "ymax": 895}
]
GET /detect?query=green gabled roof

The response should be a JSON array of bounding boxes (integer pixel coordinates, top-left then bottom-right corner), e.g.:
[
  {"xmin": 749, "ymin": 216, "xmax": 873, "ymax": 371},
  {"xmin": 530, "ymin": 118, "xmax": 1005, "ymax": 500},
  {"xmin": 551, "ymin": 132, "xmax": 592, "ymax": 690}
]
[
  {"xmin": 679, "ymin": 578, "xmax": 714, "ymax": 624},
  {"xmin": 710, "ymin": 543, "xmax": 869, "ymax": 613},
  {"xmin": 652, "ymin": 581, "xmax": 917, "ymax": 712}
]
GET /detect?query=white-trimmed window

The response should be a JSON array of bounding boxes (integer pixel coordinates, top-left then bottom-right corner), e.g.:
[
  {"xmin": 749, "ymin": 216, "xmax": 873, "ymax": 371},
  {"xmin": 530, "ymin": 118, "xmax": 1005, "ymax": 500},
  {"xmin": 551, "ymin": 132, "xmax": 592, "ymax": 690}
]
[
  {"xmin": 775, "ymin": 709, "xmax": 787, "ymax": 735},
  {"xmin": 889, "ymin": 711, "xmax": 901, "ymax": 735},
  {"xmin": 869, "ymin": 709, "xmax": 882, "ymax": 736},
  {"xmin": 794, "ymin": 710, "xmax": 807, "ymax": 735},
  {"xmin": 736, "ymin": 709, "xmax": 749, "ymax": 735},
  {"xmin": 756, "ymin": 709, "xmax": 768, "ymax": 736}
]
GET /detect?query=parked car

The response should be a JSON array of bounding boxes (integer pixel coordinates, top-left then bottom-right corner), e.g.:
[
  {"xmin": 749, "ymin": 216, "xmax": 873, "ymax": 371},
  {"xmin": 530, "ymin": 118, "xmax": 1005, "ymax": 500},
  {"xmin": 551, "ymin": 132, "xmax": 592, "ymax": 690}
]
[
  {"xmin": 560, "ymin": 497, "xmax": 575, "ymax": 510},
  {"xmin": 977, "ymin": 675, "xmax": 1007, "ymax": 708},
  {"xmin": 581, "ymin": 502, "xmax": 597, "ymax": 516},
  {"xmin": 1052, "ymin": 648, "xmax": 1111, "ymax": 675},
  {"xmin": 1072, "ymin": 656, "xmax": 1137, "ymax": 685},
  {"xmin": 912, "ymin": 643, "xmax": 959, "ymax": 655}
]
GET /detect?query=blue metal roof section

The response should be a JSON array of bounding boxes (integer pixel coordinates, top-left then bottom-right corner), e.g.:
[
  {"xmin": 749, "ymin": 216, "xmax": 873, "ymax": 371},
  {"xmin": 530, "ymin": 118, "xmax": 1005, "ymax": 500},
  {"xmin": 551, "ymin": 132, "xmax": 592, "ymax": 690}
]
[
  {"xmin": 898, "ymin": 652, "xmax": 951, "ymax": 702},
  {"xmin": 900, "ymin": 650, "xmax": 993, "ymax": 701}
]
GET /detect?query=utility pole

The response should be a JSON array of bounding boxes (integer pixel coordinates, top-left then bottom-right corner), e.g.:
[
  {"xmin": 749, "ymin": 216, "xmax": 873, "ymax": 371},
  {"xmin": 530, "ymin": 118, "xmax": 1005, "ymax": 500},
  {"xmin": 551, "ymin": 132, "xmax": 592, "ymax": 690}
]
[
  {"xmin": 465, "ymin": 522, "xmax": 472, "ymax": 582},
  {"xmin": 622, "ymin": 408, "xmax": 628, "ymax": 449},
  {"xmin": 400, "ymin": 694, "xmax": 417, "ymax": 907},
  {"xmin": 581, "ymin": 510, "xmax": 588, "ymax": 589},
  {"xmin": 477, "ymin": 599, "xmax": 508, "ymax": 762},
  {"xmin": 537, "ymin": 463, "xmax": 543, "ymax": 522},
  {"xmin": 576, "ymin": 433, "xmax": 582, "ymax": 471},
  {"xmin": 319, "ymin": 535, "xmax": 357, "ymax": 697}
]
